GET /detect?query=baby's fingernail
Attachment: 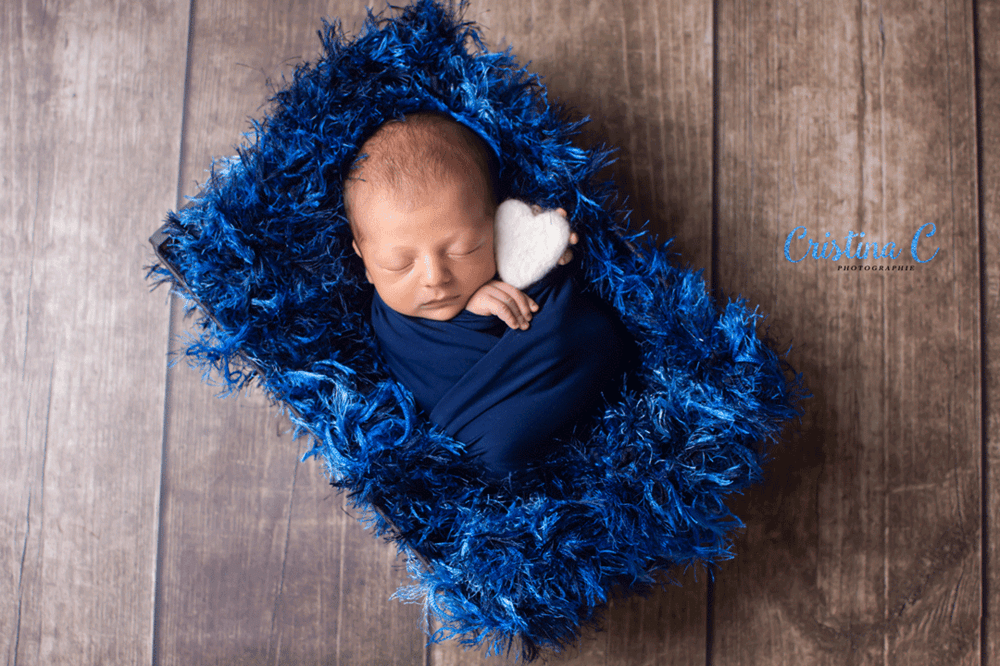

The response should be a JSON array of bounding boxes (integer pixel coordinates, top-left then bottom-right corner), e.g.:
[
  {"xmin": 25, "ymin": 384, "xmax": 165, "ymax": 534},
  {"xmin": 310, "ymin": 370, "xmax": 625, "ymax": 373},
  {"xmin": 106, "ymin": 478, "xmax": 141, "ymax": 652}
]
[{"xmin": 530, "ymin": 302, "xmax": 539, "ymax": 311}]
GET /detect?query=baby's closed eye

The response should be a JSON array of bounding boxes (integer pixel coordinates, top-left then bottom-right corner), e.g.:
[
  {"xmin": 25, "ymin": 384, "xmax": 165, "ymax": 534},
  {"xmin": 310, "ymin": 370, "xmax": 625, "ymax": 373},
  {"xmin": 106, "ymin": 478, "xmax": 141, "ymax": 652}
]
[
  {"xmin": 448, "ymin": 240, "xmax": 487, "ymax": 257},
  {"xmin": 378, "ymin": 258, "xmax": 414, "ymax": 272}
]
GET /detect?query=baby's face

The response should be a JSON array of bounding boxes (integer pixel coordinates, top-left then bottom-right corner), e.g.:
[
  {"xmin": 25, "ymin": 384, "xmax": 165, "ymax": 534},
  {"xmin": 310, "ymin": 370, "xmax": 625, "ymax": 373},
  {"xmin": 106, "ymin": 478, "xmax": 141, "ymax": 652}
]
[{"xmin": 350, "ymin": 175, "xmax": 497, "ymax": 321}]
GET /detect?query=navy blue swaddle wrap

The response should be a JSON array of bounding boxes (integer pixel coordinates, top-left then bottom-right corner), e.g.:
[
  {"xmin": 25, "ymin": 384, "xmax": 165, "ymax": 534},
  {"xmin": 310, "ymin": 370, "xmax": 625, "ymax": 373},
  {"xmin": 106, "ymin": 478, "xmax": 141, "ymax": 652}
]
[{"xmin": 371, "ymin": 264, "xmax": 628, "ymax": 476}]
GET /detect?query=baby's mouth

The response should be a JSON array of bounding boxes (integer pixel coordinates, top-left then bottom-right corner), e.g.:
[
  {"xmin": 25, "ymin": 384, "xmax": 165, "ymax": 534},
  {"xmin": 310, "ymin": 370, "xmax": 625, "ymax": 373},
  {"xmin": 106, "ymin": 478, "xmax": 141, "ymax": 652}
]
[{"xmin": 421, "ymin": 295, "xmax": 458, "ymax": 308}]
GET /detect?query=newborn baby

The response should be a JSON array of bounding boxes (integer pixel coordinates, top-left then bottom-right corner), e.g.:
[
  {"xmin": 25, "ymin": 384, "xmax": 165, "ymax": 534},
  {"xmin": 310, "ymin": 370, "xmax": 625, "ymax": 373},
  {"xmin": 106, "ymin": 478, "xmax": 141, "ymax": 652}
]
[{"xmin": 345, "ymin": 112, "xmax": 627, "ymax": 477}]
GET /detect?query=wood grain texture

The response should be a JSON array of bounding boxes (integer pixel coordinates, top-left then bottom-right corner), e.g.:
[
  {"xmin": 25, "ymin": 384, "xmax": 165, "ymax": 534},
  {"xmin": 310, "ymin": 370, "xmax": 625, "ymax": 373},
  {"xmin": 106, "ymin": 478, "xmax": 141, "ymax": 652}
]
[
  {"xmin": 713, "ymin": 0, "xmax": 981, "ymax": 664},
  {"xmin": 154, "ymin": 3, "xmax": 425, "ymax": 665},
  {"xmin": 430, "ymin": 1, "xmax": 713, "ymax": 664},
  {"xmin": 470, "ymin": 0, "xmax": 714, "ymax": 272},
  {"xmin": 0, "ymin": 1, "xmax": 189, "ymax": 664},
  {"xmin": 6, "ymin": 2, "xmax": 990, "ymax": 666},
  {"xmin": 428, "ymin": 570, "xmax": 708, "ymax": 666},
  {"xmin": 980, "ymin": 0, "xmax": 999, "ymax": 662}
]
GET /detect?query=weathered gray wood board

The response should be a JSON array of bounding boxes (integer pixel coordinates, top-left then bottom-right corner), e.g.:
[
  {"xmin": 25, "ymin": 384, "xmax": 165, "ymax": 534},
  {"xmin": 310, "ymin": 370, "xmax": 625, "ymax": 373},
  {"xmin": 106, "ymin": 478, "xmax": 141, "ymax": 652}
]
[
  {"xmin": 981, "ymin": 0, "xmax": 999, "ymax": 663},
  {"xmin": 154, "ymin": 2, "xmax": 425, "ymax": 665},
  {"xmin": 713, "ymin": 1, "xmax": 981, "ymax": 665},
  {"xmin": 3, "ymin": 0, "xmax": 994, "ymax": 664},
  {"xmin": 0, "ymin": 1, "xmax": 189, "ymax": 663}
]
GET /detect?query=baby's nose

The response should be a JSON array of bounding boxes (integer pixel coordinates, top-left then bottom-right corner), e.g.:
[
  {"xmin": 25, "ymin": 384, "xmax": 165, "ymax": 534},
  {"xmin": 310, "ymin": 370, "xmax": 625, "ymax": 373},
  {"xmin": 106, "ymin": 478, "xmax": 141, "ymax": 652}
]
[{"xmin": 420, "ymin": 254, "xmax": 452, "ymax": 285}]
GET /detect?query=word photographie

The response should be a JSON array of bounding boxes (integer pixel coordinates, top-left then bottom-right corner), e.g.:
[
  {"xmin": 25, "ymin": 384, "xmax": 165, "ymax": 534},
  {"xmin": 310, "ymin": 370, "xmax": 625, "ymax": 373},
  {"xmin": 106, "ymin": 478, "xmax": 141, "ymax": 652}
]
[{"xmin": 783, "ymin": 223, "xmax": 941, "ymax": 269}]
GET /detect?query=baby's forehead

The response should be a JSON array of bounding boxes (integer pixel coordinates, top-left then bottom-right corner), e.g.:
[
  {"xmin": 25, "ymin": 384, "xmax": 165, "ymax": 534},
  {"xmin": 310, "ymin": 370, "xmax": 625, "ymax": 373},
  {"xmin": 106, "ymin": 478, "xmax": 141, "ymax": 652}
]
[
  {"xmin": 361, "ymin": 174, "xmax": 491, "ymax": 221},
  {"xmin": 362, "ymin": 164, "xmax": 483, "ymax": 202},
  {"xmin": 350, "ymin": 177, "xmax": 495, "ymax": 253},
  {"xmin": 345, "ymin": 114, "xmax": 497, "ymax": 239}
]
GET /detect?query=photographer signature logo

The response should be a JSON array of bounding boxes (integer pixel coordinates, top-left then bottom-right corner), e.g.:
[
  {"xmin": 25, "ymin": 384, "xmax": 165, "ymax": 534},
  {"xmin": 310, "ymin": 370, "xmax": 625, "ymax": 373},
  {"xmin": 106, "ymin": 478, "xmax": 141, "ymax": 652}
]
[{"xmin": 783, "ymin": 222, "xmax": 940, "ymax": 271}]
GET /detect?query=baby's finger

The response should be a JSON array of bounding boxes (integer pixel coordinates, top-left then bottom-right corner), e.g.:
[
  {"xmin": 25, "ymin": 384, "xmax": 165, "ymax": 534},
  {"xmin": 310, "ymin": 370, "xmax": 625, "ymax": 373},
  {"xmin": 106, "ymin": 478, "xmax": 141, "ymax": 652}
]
[
  {"xmin": 558, "ymin": 231, "xmax": 579, "ymax": 265},
  {"xmin": 491, "ymin": 280, "xmax": 538, "ymax": 321},
  {"xmin": 484, "ymin": 292, "xmax": 527, "ymax": 329}
]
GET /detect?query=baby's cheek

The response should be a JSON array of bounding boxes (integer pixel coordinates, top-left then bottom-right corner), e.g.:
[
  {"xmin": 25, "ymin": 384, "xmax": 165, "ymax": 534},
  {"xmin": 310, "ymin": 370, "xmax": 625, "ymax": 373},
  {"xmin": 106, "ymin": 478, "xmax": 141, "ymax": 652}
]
[
  {"xmin": 464, "ymin": 271, "xmax": 494, "ymax": 300},
  {"xmin": 473, "ymin": 248, "xmax": 498, "ymax": 281}
]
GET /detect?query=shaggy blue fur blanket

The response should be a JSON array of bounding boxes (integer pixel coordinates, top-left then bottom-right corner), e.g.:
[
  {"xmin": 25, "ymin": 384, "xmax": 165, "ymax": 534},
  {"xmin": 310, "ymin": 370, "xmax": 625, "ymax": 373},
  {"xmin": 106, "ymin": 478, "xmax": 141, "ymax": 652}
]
[{"xmin": 149, "ymin": 0, "xmax": 805, "ymax": 659}]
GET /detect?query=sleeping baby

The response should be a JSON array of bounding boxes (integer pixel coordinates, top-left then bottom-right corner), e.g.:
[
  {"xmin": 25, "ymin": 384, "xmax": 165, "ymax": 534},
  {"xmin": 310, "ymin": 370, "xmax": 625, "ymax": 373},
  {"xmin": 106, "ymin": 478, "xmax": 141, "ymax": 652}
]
[{"xmin": 344, "ymin": 112, "xmax": 628, "ymax": 478}]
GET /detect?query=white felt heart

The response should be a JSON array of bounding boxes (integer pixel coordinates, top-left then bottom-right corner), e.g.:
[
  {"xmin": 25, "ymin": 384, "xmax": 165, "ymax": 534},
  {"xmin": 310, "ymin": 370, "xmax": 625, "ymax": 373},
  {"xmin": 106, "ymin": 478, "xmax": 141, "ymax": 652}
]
[{"xmin": 494, "ymin": 199, "xmax": 571, "ymax": 290}]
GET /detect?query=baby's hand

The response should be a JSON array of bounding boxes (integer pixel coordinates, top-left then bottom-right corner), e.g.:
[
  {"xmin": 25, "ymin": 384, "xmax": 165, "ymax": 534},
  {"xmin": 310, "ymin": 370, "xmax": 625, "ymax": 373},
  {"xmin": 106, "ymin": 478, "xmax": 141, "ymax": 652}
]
[
  {"xmin": 532, "ymin": 206, "xmax": 578, "ymax": 266},
  {"xmin": 558, "ymin": 231, "xmax": 579, "ymax": 265},
  {"xmin": 465, "ymin": 280, "xmax": 539, "ymax": 330}
]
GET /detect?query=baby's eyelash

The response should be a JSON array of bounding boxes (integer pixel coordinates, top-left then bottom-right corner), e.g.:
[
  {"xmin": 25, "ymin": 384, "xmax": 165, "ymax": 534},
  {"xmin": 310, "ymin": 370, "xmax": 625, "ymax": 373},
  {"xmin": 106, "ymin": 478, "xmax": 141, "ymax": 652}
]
[{"xmin": 449, "ymin": 243, "xmax": 484, "ymax": 257}]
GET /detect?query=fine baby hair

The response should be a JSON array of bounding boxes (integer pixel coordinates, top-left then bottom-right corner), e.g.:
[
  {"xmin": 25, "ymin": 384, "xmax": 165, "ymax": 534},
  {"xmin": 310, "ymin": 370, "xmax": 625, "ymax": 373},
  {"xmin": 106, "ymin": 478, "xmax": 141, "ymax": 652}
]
[
  {"xmin": 344, "ymin": 111, "xmax": 499, "ymax": 225},
  {"xmin": 149, "ymin": 0, "xmax": 805, "ymax": 659}
]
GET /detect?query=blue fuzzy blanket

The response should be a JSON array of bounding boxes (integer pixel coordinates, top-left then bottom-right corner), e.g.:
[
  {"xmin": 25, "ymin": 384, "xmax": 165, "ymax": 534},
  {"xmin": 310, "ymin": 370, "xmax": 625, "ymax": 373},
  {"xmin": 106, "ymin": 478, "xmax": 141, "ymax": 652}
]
[{"xmin": 149, "ymin": 0, "xmax": 805, "ymax": 659}]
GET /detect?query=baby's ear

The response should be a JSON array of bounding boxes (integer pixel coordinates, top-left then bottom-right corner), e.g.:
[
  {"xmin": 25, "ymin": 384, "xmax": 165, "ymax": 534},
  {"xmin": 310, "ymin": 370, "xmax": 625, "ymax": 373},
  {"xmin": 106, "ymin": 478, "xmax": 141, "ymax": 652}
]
[{"xmin": 351, "ymin": 240, "xmax": 373, "ymax": 283}]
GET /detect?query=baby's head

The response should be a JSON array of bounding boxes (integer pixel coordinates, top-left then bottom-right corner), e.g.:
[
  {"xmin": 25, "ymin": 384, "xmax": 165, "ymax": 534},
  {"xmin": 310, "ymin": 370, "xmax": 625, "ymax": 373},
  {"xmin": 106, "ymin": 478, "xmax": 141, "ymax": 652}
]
[{"xmin": 345, "ymin": 112, "xmax": 498, "ymax": 321}]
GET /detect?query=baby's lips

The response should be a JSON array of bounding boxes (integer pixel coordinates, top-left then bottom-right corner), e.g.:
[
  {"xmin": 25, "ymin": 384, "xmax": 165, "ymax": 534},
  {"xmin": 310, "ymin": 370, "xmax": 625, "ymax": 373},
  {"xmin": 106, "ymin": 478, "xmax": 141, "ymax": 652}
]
[{"xmin": 420, "ymin": 294, "xmax": 459, "ymax": 309}]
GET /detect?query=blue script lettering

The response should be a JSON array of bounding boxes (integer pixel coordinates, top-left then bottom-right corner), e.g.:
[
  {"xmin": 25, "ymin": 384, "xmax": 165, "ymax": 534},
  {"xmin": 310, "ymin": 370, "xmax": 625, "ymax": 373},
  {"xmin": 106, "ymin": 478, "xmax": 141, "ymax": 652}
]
[
  {"xmin": 784, "ymin": 225, "xmax": 939, "ymax": 263},
  {"xmin": 784, "ymin": 226, "xmax": 809, "ymax": 262},
  {"xmin": 845, "ymin": 231, "xmax": 862, "ymax": 258},
  {"xmin": 910, "ymin": 222, "xmax": 940, "ymax": 263},
  {"xmin": 822, "ymin": 232, "xmax": 844, "ymax": 260}
]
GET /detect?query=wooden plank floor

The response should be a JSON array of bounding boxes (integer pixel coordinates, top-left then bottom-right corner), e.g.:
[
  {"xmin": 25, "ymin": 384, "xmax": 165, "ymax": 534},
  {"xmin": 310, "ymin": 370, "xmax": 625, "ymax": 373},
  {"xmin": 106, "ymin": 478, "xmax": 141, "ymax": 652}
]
[
  {"xmin": 2, "ymin": 0, "xmax": 994, "ymax": 664},
  {"xmin": 2, "ymin": 1, "xmax": 189, "ymax": 663},
  {"xmin": 714, "ymin": 2, "xmax": 982, "ymax": 666}
]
